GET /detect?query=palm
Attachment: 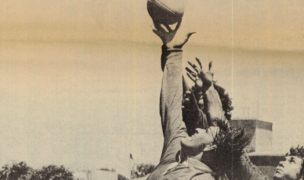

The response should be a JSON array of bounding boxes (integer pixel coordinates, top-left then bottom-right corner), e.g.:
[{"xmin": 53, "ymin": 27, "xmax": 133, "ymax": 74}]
[
  {"xmin": 186, "ymin": 59, "xmax": 214, "ymax": 91},
  {"xmin": 152, "ymin": 20, "xmax": 195, "ymax": 48},
  {"xmin": 152, "ymin": 20, "xmax": 180, "ymax": 45}
]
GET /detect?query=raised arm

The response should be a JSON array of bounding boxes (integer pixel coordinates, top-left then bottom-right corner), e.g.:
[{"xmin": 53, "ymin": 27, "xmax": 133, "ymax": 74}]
[
  {"xmin": 152, "ymin": 20, "xmax": 195, "ymax": 162},
  {"xmin": 147, "ymin": 12, "xmax": 197, "ymax": 180},
  {"xmin": 184, "ymin": 58, "xmax": 232, "ymax": 128}
]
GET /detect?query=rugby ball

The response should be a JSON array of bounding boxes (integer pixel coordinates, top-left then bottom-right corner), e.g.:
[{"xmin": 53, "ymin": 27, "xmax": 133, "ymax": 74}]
[{"xmin": 147, "ymin": 0, "xmax": 185, "ymax": 25}]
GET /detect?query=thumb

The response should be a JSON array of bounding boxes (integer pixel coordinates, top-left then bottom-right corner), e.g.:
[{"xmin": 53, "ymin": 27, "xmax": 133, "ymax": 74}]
[
  {"xmin": 185, "ymin": 32, "xmax": 196, "ymax": 41},
  {"xmin": 182, "ymin": 32, "xmax": 196, "ymax": 45},
  {"xmin": 173, "ymin": 32, "xmax": 196, "ymax": 48},
  {"xmin": 153, "ymin": 29, "xmax": 167, "ymax": 44},
  {"xmin": 152, "ymin": 29, "xmax": 161, "ymax": 38}
]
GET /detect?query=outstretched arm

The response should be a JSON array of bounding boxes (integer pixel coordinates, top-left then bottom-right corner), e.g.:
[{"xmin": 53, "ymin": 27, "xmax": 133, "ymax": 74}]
[
  {"xmin": 227, "ymin": 151, "xmax": 267, "ymax": 180},
  {"xmin": 185, "ymin": 58, "xmax": 231, "ymax": 127},
  {"xmin": 152, "ymin": 20, "xmax": 195, "ymax": 163}
]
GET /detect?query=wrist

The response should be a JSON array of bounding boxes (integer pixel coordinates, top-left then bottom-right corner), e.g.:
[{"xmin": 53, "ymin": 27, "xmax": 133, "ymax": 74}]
[
  {"xmin": 161, "ymin": 45, "xmax": 183, "ymax": 71},
  {"xmin": 162, "ymin": 44, "xmax": 183, "ymax": 52}
]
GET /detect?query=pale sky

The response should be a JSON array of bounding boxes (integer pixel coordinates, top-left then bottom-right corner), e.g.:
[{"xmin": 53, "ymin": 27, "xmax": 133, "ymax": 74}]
[
  {"xmin": 1, "ymin": 0, "xmax": 304, "ymax": 50},
  {"xmin": 0, "ymin": 0, "xmax": 304, "ymax": 174}
]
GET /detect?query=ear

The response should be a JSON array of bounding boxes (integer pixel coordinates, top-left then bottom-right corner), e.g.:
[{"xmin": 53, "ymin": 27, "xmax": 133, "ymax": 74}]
[{"xmin": 203, "ymin": 144, "xmax": 217, "ymax": 152}]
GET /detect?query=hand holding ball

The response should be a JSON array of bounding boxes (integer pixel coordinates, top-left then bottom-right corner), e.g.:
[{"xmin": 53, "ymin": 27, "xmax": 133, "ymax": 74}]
[
  {"xmin": 147, "ymin": 0, "xmax": 185, "ymax": 25},
  {"xmin": 148, "ymin": 0, "xmax": 193, "ymax": 47}
]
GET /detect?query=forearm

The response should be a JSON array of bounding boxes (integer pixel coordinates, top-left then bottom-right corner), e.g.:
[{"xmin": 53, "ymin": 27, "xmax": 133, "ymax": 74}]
[
  {"xmin": 228, "ymin": 152, "xmax": 267, "ymax": 180},
  {"xmin": 159, "ymin": 44, "xmax": 188, "ymax": 162},
  {"xmin": 182, "ymin": 93, "xmax": 209, "ymax": 135},
  {"xmin": 203, "ymin": 84, "xmax": 227, "ymax": 126},
  {"xmin": 161, "ymin": 45, "xmax": 183, "ymax": 71},
  {"xmin": 160, "ymin": 45, "xmax": 183, "ymax": 134}
]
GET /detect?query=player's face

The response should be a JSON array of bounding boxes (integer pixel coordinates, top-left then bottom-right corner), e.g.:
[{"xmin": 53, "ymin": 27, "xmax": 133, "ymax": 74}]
[
  {"xmin": 274, "ymin": 156, "xmax": 303, "ymax": 180},
  {"xmin": 181, "ymin": 127, "xmax": 218, "ymax": 153}
]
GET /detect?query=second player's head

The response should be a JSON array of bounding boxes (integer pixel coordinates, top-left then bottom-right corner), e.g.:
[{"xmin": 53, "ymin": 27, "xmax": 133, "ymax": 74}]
[{"xmin": 274, "ymin": 146, "xmax": 304, "ymax": 180}]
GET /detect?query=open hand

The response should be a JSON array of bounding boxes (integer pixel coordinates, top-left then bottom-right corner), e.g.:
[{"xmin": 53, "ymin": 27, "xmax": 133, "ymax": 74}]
[
  {"xmin": 152, "ymin": 20, "xmax": 181, "ymax": 45},
  {"xmin": 186, "ymin": 58, "xmax": 214, "ymax": 92},
  {"xmin": 152, "ymin": 20, "xmax": 195, "ymax": 48},
  {"xmin": 186, "ymin": 59, "xmax": 227, "ymax": 126}
]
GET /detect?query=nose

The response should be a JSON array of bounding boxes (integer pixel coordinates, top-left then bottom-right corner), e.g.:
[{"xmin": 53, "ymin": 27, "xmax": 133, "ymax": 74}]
[{"xmin": 278, "ymin": 161, "xmax": 284, "ymax": 168}]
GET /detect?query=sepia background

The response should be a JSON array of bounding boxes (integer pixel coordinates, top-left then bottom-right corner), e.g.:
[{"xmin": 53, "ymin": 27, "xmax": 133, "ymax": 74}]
[{"xmin": 1, "ymin": 0, "xmax": 304, "ymax": 176}]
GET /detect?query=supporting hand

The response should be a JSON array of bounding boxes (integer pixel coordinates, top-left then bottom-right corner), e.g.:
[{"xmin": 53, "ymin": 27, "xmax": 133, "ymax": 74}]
[
  {"xmin": 152, "ymin": 20, "xmax": 195, "ymax": 49},
  {"xmin": 152, "ymin": 20, "xmax": 181, "ymax": 45}
]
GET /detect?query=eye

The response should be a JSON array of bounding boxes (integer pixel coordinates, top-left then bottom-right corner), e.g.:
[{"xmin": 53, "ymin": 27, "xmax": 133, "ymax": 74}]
[{"xmin": 288, "ymin": 157, "xmax": 296, "ymax": 163}]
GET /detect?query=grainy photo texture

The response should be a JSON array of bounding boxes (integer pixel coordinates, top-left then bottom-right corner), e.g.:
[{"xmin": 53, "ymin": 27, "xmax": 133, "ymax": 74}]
[{"xmin": 0, "ymin": 1, "xmax": 304, "ymax": 180}]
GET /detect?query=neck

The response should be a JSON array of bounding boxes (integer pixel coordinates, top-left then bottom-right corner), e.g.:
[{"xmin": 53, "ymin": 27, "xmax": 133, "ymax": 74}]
[
  {"xmin": 180, "ymin": 148, "xmax": 203, "ymax": 162},
  {"xmin": 189, "ymin": 152, "xmax": 204, "ymax": 161}
]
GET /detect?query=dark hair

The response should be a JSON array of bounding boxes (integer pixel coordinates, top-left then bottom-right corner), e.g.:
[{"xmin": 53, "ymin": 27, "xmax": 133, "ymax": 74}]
[
  {"xmin": 286, "ymin": 146, "xmax": 304, "ymax": 177},
  {"xmin": 213, "ymin": 121, "xmax": 252, "ymax": 176}
]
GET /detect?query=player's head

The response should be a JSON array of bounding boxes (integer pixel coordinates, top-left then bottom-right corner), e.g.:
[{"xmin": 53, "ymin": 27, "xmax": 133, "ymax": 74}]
[
  {"xmin": 274, "ymin": 146, "xmax": 304, "ymax": 180},
  {"xmin": 181, "ymin": 126, "xmax": 219, "ymax": 156},
  {"xmin": 208, "ymin": 121, "xmax": 252, "ymax": 176}
]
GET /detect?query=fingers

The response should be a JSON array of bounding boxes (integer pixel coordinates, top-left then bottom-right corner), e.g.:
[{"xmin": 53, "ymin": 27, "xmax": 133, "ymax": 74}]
[
  {"xmin": 173, "ymin": 32, "xmax": 196, "ymax": 48},
  {"xmin": 187, "ymin": 73, "xmax": 195, "ymax": 83},
  {"xmin": 188, "ymin": 61, "xmax": 199, "ymax": 73},
  {"xmin": 195, "ymin": 58, "xmax": 202, "ymax": 69},
  {"xmin": 186, "ymin": 64, "xmax": 204, "ymax": 87},
  {"xmin": 153, "ymin": 20, "xmax": 167, "ymax": 33},
  {"xmin": 209, "ymin": 61, "xmax": 213, "ymax": 71},
  {"xmin": 186, "ymin": 67, "xmax": 197, "ymax": 77},
  {"xmin": 203, "ymin": 61, "xmax": 214, "ymax": 82},
  {"xmin": 153, "ymin": 23, "xmax": 170, "ymax": 44},
  {"xmin": 185, "ymin": 32, "xmax": 196, "ymax": 42},
  {"xmin": 153, "ymin": 20, "xmax": 168, "ymax": 35},
  {"xmin": 181, "ymin": 32, "xmax": 196, "ymax": 46},
  {"xmin": 152, "ymin": 29, "xmax": 161, "ymax": 38},
  {"xmin": 152, "ymin": 20, "xmax": 162, "ymax": 31},
  {"xmin": 164, "ymin": 24, "xmax": 173, "ymax": 32},
  {"xmin": 174, "ymin": 20, "xmax": 182, "ymax": 32},
  {"xmin": 152, "ymin": 29, "xmax": 166, "ymax": 44}
]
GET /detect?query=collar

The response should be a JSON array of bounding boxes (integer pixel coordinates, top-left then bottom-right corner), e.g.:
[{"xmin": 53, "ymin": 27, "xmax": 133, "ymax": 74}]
[
  {"xmin": 163, "ymin": 156, "xmax": 214, "ymax": 175},
  {"xmin": 186, "ymin": 158, "xmax": 214, "ymax": 173}
]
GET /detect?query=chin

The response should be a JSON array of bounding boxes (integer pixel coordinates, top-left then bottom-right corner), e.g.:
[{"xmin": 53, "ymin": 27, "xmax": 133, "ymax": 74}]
[
  {"xmin": 180, "ymin": 138, "xmax": 188, "ymax": 147},
  {"xmin": 273, "ymin": 174, "xmax": 283, "ymax": 180}
]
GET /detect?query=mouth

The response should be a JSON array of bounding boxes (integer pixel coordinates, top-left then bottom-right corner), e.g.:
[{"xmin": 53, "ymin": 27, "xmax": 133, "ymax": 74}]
[
  {"xmin": 275, "ymin": 168, "xmax": 283, "ymax": 174},
  {"xmin": 190, "ymin": 132, "xmax": 197, "ymax": 139}
]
